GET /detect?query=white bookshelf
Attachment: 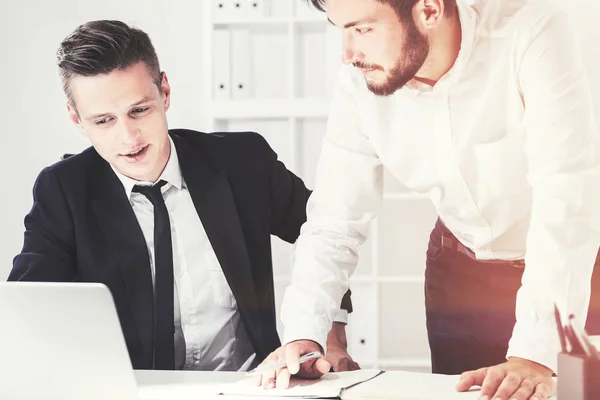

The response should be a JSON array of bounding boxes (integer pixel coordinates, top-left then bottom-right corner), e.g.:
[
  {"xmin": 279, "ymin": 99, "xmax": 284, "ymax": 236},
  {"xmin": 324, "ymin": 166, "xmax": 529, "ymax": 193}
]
[{"xmin": 201, "ymin": 0, "xmax": 435, "ymax": 372}]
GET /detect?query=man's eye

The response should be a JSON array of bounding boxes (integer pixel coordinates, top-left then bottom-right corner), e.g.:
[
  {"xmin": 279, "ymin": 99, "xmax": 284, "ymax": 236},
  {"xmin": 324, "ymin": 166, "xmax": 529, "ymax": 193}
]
[
  {"xmin": 355, "ymin": 28, "xmax": 371, "ymax": 35},
  {"xmin": 96, "ymin": 117, "xmax": 112, "ymax": 125},
  {"xmin": 132, "ymin": 107, "xmax": 149, "ymax": 114}
]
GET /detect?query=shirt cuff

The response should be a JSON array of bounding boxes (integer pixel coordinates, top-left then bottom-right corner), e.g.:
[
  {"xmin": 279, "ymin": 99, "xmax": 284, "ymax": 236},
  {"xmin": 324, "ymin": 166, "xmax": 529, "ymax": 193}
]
[
  {"xmin": 506, "ymin": 318, "xmax": 562, "ymax": 373},
  {"xmin": 282, "ymin": 313, "xmax": 330, "ymax": 354},
  {"xmin": 332, "ymin": 309, "xmax": 348, "ymax": 325}
]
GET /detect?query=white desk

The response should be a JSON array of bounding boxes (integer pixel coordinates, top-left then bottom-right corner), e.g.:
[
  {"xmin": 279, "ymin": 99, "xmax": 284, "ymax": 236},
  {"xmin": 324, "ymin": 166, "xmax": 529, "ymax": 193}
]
[{"xmin": 135, "ymin": 370, "xmax": 558, "ymax": 400}]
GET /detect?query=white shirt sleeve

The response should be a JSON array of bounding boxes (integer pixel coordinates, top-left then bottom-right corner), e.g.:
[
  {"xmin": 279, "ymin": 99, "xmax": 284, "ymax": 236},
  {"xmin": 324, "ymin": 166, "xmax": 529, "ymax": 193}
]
[
  {"xmin": 332, "ymin": 309, "xmax": 349, "ymax": 325},
  {"xmin": 507, "ymin": 5, "xmax": 600, "ymax": 372},
  {"xmin": 281, "ymin": 67, "xmax": 383, "ymax": 350}
]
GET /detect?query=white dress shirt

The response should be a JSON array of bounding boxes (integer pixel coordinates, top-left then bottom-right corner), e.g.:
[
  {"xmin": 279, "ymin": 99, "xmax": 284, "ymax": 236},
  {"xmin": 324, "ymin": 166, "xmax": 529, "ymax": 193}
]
[
  {"xmin": 112, "ymin": 137, "xmax": 256, "ymax": 371},
  {"xmin": 281, "ymin": 0, "xmax": 600, "ymax": 372}
]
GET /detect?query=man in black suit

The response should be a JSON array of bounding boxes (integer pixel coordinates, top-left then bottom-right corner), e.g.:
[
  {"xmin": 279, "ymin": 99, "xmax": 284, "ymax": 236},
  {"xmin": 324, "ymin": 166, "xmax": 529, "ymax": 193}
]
[{"xmin": 8, "ymin": 20, "xmax": 357, "ymax": 372}]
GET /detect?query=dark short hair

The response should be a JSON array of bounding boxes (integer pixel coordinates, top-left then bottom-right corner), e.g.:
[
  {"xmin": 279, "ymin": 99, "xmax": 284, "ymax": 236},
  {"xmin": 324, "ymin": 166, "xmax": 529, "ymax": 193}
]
[
  {"xmin": 57, "ymin": 20, "xmax": 162, "ymax": 107},
  {"xmin": 305, "ymin": 0, "xmax": 457, "ymax": 20}
]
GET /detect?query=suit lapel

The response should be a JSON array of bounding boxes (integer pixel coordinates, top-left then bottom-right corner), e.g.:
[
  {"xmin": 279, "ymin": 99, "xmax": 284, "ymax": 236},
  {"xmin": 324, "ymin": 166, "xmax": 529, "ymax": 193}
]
[
  {"xmin": 173, "ymin": 134, "xmax": 265, "ymax": 356},
  {"xmin": 90, "ymin": 160, "xmax": 154, "ymax": 366}
]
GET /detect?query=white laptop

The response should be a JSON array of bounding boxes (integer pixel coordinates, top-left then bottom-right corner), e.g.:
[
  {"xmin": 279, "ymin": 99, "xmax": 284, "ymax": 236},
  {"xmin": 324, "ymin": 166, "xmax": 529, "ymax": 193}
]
[{"xmin": 0, "ymin": 282, "xmax": 140, "ymax": 400}]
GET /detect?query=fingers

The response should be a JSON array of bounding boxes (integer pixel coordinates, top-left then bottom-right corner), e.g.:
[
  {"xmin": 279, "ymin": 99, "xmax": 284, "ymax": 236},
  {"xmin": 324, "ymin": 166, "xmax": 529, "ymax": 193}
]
[
  {"xmin": 257, "ymin": 340, "xmax": 324, "ymax": 389},
  {"xmin": 275, "ymin": 366, "xmax": 291, "ymax": 390},
  {"xmin": 284, "ymin": 342, "xmax": 303, "ymax": 375},
  {"xmin": 456, "ymin": 368, "xmax": 487, "ymax": 392},
  {"xmin": 332, "ymin": 358, "xmax": 349, "ymax": 372},
  {"xmin": 479, "ymin": 368, "xmax": 506, "ymax": 400},
  {"xmin": 330, "ymin": 357, "xmax": 360, "ymax": 372},
  {"xmin": 262, "ymin": 365, "xmax": 278, "ymax": 389},
  {"xmin": 457, "ymin": 360, "xmax": 555, "ymax": 400},
  {"xmin": 253, "ymin": 371, "xmax": 262, "ymax": 387},
  {"xmin": 487, "ymin": 377, "xmax": 554, "ymax": 400},
  {"xmin": 530, "ymin": 381, "xmax": 555, "ymax": 400},
  {"xmin": 315, "ymin": 357, "xmax": 331, "ymax": 375},
  {"xmin": 287, "ymin": 340, "xmax": 328, "ymax": 379},
  {"xmin": 255, "ymin": 351, "xmax": 279, "ymax": 387},
  {"xmin": 488, "ymin": 373, "xmax": 525, "ymax": 400}
]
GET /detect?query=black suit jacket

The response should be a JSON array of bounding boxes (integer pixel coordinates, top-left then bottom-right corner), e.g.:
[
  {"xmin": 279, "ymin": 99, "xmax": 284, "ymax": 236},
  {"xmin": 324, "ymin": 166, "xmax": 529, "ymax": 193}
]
[{"xmin": 9, "ymin": 129, "xmax": 351, "ymax": 369}]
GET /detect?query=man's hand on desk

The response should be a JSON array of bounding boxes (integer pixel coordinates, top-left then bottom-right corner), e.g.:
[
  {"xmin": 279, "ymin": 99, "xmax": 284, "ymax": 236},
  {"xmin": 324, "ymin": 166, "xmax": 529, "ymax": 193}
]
[
  {"xmin": 325, "ymin": 322, "xmax": 360, "ymax": 372},
  {"xmin": 455, "ymin": 357, "xmax": 555, "ymax": 400},
  {"xmin": 255, "ymin": 340, "xmax": 330, "ymax": 389}
]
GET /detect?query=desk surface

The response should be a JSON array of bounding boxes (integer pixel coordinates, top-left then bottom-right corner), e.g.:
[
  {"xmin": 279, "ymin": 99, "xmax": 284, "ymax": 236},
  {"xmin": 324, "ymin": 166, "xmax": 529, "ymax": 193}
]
[{"xmin": 134, "ymin": 370, "xmax": 558, "ymax": 400}]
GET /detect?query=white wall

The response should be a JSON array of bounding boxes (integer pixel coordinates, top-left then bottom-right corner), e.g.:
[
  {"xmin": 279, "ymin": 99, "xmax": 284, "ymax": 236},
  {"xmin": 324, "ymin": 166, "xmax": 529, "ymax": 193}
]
[{"xmin": 0, "ymin": 0, "xmax": 207, "ymax": 279}]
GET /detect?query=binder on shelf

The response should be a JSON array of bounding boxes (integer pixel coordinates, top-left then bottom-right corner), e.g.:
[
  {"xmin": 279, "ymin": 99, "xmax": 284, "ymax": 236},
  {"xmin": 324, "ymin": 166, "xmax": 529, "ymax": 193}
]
[
  {"xmin": 268, "ymin": 0, "xmax": 289, "ymax": 18},
  {"xmin": 213, "ymin": 29, "xmax": 231, "ymax": 100},
  {"xmin": 245, "ymin": 0, "xmax": 270, "ymax": 18},
  {"xmin": 227, "ymin": 0, "xmax": 246, "ymax": 19},
  {"xmin": 294, "ymin": 0, "xmax": 319, "ymax": 19},
  {"xmin": 213, "ymin": 0, "xmax": 229, "ymax": 21},
  {"xmin": 230, "ymin": 28, "xmax": 252, "ymax": 100}
]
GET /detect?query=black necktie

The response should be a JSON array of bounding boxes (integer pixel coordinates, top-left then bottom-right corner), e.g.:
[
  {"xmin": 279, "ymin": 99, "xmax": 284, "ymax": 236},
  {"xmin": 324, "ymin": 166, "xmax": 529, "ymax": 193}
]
[{"xmin": 132, "ymin": 180, "xmax": 175, "ymax": 370}]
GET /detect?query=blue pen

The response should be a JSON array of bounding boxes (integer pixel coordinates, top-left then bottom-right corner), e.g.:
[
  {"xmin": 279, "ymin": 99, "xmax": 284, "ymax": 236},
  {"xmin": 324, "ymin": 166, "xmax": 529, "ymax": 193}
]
[{"xmin": 245, "ymin": 351, "xmax": 322, "ymax": 376}]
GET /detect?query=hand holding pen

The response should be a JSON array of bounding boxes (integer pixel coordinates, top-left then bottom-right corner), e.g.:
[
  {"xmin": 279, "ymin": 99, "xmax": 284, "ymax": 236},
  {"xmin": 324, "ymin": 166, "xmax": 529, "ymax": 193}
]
[
  {"xmin": 253, "ymin": 340, "xmax": 330, "ymax": 389},
  {"xmin": 246, "ymin": 351, "xmax": 322, "ymax": 376}
]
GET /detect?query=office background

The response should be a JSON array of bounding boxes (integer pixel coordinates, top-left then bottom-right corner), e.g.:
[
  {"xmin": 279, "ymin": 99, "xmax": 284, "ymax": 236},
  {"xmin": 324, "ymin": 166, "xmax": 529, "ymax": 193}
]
[{"xmin": 1, "ymin": 0, "xmax": 599, "ymax": 372}]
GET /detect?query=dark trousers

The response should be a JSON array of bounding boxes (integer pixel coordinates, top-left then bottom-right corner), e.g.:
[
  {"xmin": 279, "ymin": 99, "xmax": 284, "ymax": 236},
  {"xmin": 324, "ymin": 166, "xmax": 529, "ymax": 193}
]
[{"xmin": 424, "ymin": 218, "xmax": 600, "ymax": 375}]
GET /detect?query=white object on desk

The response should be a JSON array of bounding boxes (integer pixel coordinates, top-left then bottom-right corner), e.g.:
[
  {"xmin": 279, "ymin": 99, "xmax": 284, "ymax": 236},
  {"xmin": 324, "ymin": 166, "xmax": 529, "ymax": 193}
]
[
  {"xmin": 217, "ymin": 369, "xmax": 383, "ymax": 398},
  {"xmin": 136, "ymin": 370, "xmax": 558, "ymax": 400},
  {"xmin": 0, "ymin": 282, "xmax": 139, "ymax": 400}
]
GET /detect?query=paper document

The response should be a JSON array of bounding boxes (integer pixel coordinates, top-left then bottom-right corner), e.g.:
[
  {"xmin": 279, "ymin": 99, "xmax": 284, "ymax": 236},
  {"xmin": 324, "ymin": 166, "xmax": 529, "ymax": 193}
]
[
  {"xmin": 342, "ymin": 371, "xmax": 478, "ymax": 400},
  {"xmin": 217, "ymin": 369, "xmax": 383, "ymax": 398}
]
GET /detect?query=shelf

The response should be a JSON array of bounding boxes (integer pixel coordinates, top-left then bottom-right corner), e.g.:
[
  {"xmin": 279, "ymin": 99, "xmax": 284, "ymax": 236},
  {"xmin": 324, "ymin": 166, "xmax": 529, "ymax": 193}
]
[
  {"xmin": 211, "ymin": 98, "xmax": 331, "ymax": 119},
  {"xmin": 213, "ymin": 16, "xmax": 326, "ymax": 27},
  {"xmin": 293, "ymin": 16, "xmax": 327, "ymax": 25},
  {"xmin": 213, "ymin": 17, "xmax": 289, "ymax": 26}
]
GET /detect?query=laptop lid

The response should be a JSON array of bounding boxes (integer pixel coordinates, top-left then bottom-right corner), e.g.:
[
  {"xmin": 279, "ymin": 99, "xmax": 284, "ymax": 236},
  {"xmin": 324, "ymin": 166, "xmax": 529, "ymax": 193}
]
[{"xmin": 0, "ymin": 282, "xmax": 139, "ymax": 400}]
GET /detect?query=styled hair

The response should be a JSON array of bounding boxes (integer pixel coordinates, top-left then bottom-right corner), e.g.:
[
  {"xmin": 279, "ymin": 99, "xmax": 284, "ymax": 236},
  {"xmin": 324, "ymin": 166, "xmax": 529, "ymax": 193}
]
[
  {"xmin": 57, "ymin": 20, "xmax": 162, "ymax": 106},
  {"xmin": 305, "ymin": 0, "xmax": 457, "ymax": 20}
]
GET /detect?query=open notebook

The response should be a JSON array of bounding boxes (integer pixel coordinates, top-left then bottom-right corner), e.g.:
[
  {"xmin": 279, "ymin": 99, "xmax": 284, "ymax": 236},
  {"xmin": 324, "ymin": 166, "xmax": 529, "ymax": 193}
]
[{"xmin": 217, "ymin": 369, "xmax": 384, "ymax": 399}]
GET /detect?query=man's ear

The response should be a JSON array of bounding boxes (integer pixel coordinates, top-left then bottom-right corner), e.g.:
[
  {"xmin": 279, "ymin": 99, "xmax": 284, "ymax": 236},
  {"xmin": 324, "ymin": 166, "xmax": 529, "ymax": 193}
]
[
  {"xmin": 160, "ymin": 71, "xmax": 171, "ymax": 112},
  {"xmin": 66, "ymin": 102, "xmax": 86, "ymax": 135},
  {"xmin": 415, "ymin": 0, "xmax": 445, "ymax": 30}
]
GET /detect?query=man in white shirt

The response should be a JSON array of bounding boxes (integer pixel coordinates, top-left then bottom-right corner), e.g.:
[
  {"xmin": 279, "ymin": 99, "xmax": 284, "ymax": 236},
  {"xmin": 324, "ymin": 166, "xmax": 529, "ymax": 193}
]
[
  {"xmin": 9, "ymin": 20, "xmax": 358, "ymax": 373},
  {"xmin": 257, "ymin": 0, "xmax": 600, "ymax": 399}
]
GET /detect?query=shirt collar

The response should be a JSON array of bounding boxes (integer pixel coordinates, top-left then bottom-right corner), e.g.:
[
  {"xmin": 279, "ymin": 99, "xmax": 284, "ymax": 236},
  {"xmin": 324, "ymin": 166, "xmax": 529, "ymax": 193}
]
[{"xmin": 111, "ymin": 136, "xmax": 183, "ymax": 198}]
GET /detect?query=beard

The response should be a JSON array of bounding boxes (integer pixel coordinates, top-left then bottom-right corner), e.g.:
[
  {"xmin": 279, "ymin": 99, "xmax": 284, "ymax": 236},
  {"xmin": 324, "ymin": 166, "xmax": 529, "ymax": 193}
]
[{"xmin": 355, "ymin": 19, "xmax": 430, "ymax": 97}]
